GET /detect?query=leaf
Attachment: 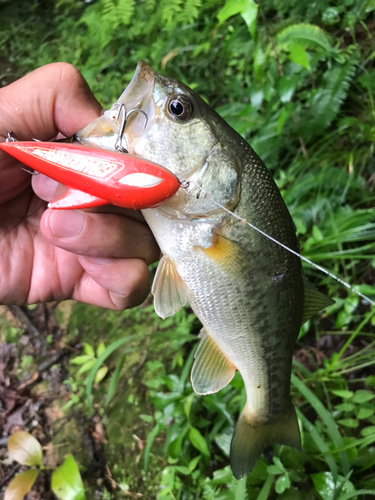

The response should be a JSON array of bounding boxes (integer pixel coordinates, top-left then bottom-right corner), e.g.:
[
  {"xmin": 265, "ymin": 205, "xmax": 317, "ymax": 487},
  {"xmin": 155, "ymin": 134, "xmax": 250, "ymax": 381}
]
[
  {"xmin": 240, "ymin": 1, "xmax": 258, "ymax": 39},
  {"xmin": 361, "ymin": 426, "xmax": 375, "ymax": 437},
  {"xmin": 331, "ymin": 389, "xmax": 353, "ymax": 399},
  {"xmin": 277, "ymin": 105, "xmax": 293, "ymax": 133},
  {"xmin": 51, "ymin": 455, "xmax": 85, "ymax": 500},
  {"xmin": 82, "ymin": 343, "xmax": 95, "ymax": 357},
  {"xmin": 275, "ymin": 473, "xmax": 291, "ymax": 494},
  {"xmin": 8, "ymin": 431, "xmax": 43, "ymax": 466},
  {"xmin": 70, "ymin": 355, "xmax": 93, "ymax": 366},
  {"xmin": 144, "ymin": 422, "xmax": 164, "ymax": 473},
  {"xmin": 217, "ymin": 0, "xmax": 248, "ymax": 26},
  {"xmin": 4, "ymin": 469, "xmax": 40, "ymax": 500},
  {"xmin": 335, "ymin": 403, "xmax": 354, "ymax": 412},
  {"xmin": 94, "ymin": 366, "xmax": 108, "ymax": 384},
  {"xmin": 183, "ymin": 393, "xmax": 194, "ymax": 419},
  {"xmin": 354, "ymin": 390, "xmax": 374, "ymax": 404},
  {"xmin": 217, "ymin": 0, "xmax": 258, "ymax": 38},
  {"xmin": 77, "ymin": 359, "xmax": 96, "ymax": 375},
  {"xmin": 357, "ymin": 407, "xmax": 374, "ymax": 420},
  {"xmin": 96, "ymin": 341, "xmax": 106, "ymax": 357},
  {"xmin": 86, "ymin": 336, "xmax": 137, "ymax": 415},
  {"xmin": 311, "ymin": 59, "xmax": 357, "ymax": 129},
  {"xmin": 275, "ymin": 23, "xmax": 332, "ymax": 51},
  {"xmin": 338, "ymin": 418, "xmax": 359, "ymax": 428},
  {"xmin": 189, "ymin": 427, "xmax": 210, "ymax": 456},
  {"xmin": 104, "ymin": 353, "xmax": 127, "ymax": 408},
  {"xmin": 189, "ymin": 455, "xmax": 201, "ymax": 471},
  {"xmin": 311, "ymin": 472, "xmax": 355, "ymax": 500},
  {"xmin": 278, "ymin": 76, "xmax": 299, "ymax": 103},
  {"xmin": 174, "ymin": 465, "xmax": 191, "ymax": 475},
  {"xmin": 292, "ymin": 375, "xmax": 349, "ymax": 475},
  {"xmin": 288, "ymin": 43, "xmax": 310, "ymax": 69}
]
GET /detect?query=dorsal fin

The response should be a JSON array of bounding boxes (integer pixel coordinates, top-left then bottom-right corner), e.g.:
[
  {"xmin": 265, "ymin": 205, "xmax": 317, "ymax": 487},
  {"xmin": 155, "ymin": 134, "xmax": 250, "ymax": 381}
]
[{"xmin": 302, "ymin": 276, "xmax": 334, "ymax": 324}]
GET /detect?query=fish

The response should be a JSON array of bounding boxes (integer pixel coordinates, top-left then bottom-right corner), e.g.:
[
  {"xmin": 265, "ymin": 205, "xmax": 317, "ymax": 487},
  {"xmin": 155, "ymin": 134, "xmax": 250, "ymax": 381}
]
[{"xmin": 75, "ymin": 61, "xmax": 333, "ymax": 479}]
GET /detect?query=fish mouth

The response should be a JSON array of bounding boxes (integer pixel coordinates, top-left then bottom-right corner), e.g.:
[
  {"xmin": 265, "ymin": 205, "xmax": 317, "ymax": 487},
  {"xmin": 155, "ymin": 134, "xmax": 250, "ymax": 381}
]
[
  {"xmin": 75, "ymin": 61, "xmax": 156, "ymax": 151},
  {"xmin": 118, "ymin": 61, "xmax": 156, "ymax": 151}
]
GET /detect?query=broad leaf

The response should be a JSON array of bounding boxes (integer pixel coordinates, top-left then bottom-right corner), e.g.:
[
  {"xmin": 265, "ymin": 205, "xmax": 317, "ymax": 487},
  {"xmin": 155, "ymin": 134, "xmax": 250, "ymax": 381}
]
[
  {"xmin": 83, "ymin": 342, "xmax": 95, "ymax": 357},
  {"xmin": 311, "ymin": 472, "xmax": 355, "ymax": 500},
  {"xmin": 289, "ymin": 43, "xmax": 310, "ymax": 69},
  {"xmin": 94, "ymin": 365, "xmax": 108, "ymax": 384},
  {"xmin": 4, "ymin": 470, "xmax": 40, "ymax": 500},
  {"xmin": 8, "ymin": 431, "xmax": 43, "ymax": 466},
  {"xmin": 217, "ymin": 0, "xmax": 258, "ymax": 38},
  {"xmin": 51, "ymin": 455, "xmax": 85, "ymax": 500},
  {"xmin": 275, "ymin": 474, "xmax": 291, "ymax": 494},
  {"xmin": 189, "ymin": 427, "xmax": 210, "ymax": 456}
]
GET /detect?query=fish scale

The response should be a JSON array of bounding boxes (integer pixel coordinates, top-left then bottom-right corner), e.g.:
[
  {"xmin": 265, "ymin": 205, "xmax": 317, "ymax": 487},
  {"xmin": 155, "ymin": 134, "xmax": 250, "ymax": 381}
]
[{"xmin": 76, "ymin": 60, "xmax": 333, "ymax": 478}]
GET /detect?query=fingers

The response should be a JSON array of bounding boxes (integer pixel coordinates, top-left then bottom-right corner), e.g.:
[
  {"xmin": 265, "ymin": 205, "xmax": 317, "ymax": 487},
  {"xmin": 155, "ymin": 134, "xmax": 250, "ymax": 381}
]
[
  {"xmin": 74, "ymin": 257, "xmax": 150, "ymax": 310},
  {"xmin": 40, "ymin": 208, "xmax": 159, "ymax": 265},
  {"xmin": 0, "ymin": 62, "xmax": 102, "ymax": 141}
]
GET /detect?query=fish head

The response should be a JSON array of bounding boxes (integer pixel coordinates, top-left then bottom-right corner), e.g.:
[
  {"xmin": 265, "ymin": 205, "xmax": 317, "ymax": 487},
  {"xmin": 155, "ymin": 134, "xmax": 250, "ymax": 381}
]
[{"xmin": 76, "ymin": 61, "xmax": 241, "ymax": 214}]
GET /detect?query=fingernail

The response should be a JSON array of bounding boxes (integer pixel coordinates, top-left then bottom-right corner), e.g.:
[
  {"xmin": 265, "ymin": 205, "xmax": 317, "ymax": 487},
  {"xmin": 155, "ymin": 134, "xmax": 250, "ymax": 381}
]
[
  {"xmin": 32, "ymin": 174, "xmax": 65, "ymax": 201},
  {"xmin": 50, "ymin": 210, "xmax": 84, "ymax": 239},
  {"xmin": 86, "ymin": 257, "xmax": 111, "ymax": 265}
]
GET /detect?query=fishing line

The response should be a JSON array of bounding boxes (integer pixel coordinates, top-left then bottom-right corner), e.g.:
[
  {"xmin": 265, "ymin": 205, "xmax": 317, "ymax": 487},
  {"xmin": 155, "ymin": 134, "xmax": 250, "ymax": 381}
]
[{"xmin": 181, "ymin": 179, "xmax": 375, "ymax": 307}]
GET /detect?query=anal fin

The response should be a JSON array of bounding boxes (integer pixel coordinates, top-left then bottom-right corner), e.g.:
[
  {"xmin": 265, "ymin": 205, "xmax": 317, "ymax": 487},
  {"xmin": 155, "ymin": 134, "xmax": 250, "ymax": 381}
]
[
  {"xmin": 49, "ymin": 188, "xmax": 108, "ymax": 209},
  {"xmin": 152, "ymin": 255, "xmax": 188, "ymax": 319},
  {"xmin": 191, "ymin": 328, "xmax": 236, "ymax": 395}
]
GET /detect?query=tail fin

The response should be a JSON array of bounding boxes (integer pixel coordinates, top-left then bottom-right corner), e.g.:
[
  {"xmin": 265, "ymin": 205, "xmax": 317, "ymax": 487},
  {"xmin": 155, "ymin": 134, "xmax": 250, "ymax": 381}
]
[{"xmin": 230, "ymin": 405, "xmax": 301, "ymax": 479}]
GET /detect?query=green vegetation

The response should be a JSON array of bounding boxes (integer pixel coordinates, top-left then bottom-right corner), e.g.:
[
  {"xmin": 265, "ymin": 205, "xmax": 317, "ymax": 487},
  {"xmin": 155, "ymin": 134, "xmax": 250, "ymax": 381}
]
[{"xmin": 1, "ymin": 0, "xmax": 375, "ymax": 498}]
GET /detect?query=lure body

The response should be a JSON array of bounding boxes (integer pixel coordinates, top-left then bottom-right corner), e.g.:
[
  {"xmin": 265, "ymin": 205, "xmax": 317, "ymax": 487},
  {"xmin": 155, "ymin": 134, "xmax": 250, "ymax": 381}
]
[{"xmin": 0, "ymin": 141, "xmax": 180, "ymax": 210}]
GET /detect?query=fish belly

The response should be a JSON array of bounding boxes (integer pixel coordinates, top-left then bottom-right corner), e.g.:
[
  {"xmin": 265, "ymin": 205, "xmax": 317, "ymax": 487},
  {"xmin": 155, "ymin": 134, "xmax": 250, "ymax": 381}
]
[{"xmin": 142, "ymin": 207, "xmax": 301, "ymax": 422}]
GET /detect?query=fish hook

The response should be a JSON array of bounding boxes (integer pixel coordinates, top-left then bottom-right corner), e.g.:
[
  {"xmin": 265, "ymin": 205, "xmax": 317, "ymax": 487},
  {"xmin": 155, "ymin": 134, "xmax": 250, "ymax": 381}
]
[
  {"xmin": 114, "ymin": 103, "xmax": 128, "ymax": 153},
  {"xmin": 114, "ymin": 104, "xmax": 149, "ymax": 154},
  {"xmin": 5, "ymin": 131, "xmax": 39, "ymax": 175},
  {"xmin": 6, "ymin": 131, "xmax": 17, "ymax": 142}
]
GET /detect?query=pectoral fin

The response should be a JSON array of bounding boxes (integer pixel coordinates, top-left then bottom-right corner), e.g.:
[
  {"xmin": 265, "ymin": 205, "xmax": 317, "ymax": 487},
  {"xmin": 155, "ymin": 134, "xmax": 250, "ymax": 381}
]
[
  {"xmin": 152, "ymin": 255, "xmax": 188, "ymax": 319},
  {"xmin": 302, "ymin": 276, "xmax": 335, "ymax": 324},
  {"xmin": 199, "ymin": 233, "xmax": 252, "ymax": 281},
  {"xmin": 191, "ymin": 328, "xmax": 236, "ymax": 395},
  {"xmin": 49, "ymin": 188, "xmax": 108, "ymax": 209}
]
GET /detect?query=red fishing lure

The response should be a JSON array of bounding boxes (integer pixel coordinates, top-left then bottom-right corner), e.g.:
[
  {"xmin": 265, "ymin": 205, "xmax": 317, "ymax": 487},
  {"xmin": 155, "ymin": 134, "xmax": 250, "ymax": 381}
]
[{"xmin": 0, "ymin": 141, "xmax": 180, "ymax": 210}]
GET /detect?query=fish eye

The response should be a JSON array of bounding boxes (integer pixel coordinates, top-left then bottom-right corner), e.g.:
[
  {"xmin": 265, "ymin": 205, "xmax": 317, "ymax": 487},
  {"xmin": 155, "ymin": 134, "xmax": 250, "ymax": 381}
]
[{"xmin": 167, "ymin": 95, "xmax": 193, "ymax": 121}]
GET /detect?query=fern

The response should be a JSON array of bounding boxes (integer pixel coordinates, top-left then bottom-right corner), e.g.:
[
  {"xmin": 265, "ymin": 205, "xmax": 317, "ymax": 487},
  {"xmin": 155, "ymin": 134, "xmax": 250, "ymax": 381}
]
[
  {"xmin": 158, "ymin": 0, "xmax": 183, "ymax": 30},
  {"xmin": 275, "ymin": 23, "xmax": 332, "ymax": 52},
  {"xmin": 232, "ymin": 477, "xmax": 249, "ymax": 500},
  {"xmin": 179, "ymin": 0, "xmax": 202, "ymax": 24},
  {"xmin": 312, "ymin": 59, "xmax": 357, "ymax": 128},
  {"xmin": 117, "ymin": 0, "xmax": 135, "ymax": 25},
  {"xmin": 202, "ymin": 482, "xmax": 221, "ymax": 500}
]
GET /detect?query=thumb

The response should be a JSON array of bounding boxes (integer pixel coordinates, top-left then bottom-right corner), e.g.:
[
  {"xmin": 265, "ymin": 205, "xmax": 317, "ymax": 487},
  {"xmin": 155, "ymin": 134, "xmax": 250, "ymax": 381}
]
[
  {"xmin": 0, "ymin": 63, "xmax": 102, "ymax": 202},
  {"xmin": 0, "ymin": 62, "xmax": 102, "ymax": 141}
]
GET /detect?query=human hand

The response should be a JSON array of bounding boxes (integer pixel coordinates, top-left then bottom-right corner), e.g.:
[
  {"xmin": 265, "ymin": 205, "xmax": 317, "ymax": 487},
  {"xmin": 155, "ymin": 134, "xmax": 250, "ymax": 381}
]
[{"xmin": 0, "ymin": 63, "xmax": 159, "ymax": 309}]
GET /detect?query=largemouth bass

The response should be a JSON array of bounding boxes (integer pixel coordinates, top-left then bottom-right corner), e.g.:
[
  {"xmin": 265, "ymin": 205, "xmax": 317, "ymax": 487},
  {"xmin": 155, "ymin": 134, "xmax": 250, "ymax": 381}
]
[{"xmin": 76, "ymin": 61, "xmax": 333, "ymax": 478}]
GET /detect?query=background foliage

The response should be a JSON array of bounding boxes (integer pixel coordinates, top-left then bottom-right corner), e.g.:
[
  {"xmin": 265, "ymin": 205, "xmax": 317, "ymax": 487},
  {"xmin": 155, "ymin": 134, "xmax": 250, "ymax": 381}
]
[{"xmin": 1, "ymin": 0, "xmax": 375, "ymax": 499}]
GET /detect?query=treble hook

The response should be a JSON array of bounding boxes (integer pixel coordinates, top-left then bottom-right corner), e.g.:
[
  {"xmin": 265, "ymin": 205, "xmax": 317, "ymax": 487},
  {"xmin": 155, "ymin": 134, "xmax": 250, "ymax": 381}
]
[
  {"xmin": 5, "ymin": 131, "xmax": 39, "ymax": 175},
  {"xmin": 115, "ymin": 103, "xmax": 128, "ymax": 153},
  {"xmin": 6, "ymin": 131, "xmax": 17, "ymax": 142},
  {"xmin": 114, "ymin": 103, "xmax": 149, "ymax": 154}
]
